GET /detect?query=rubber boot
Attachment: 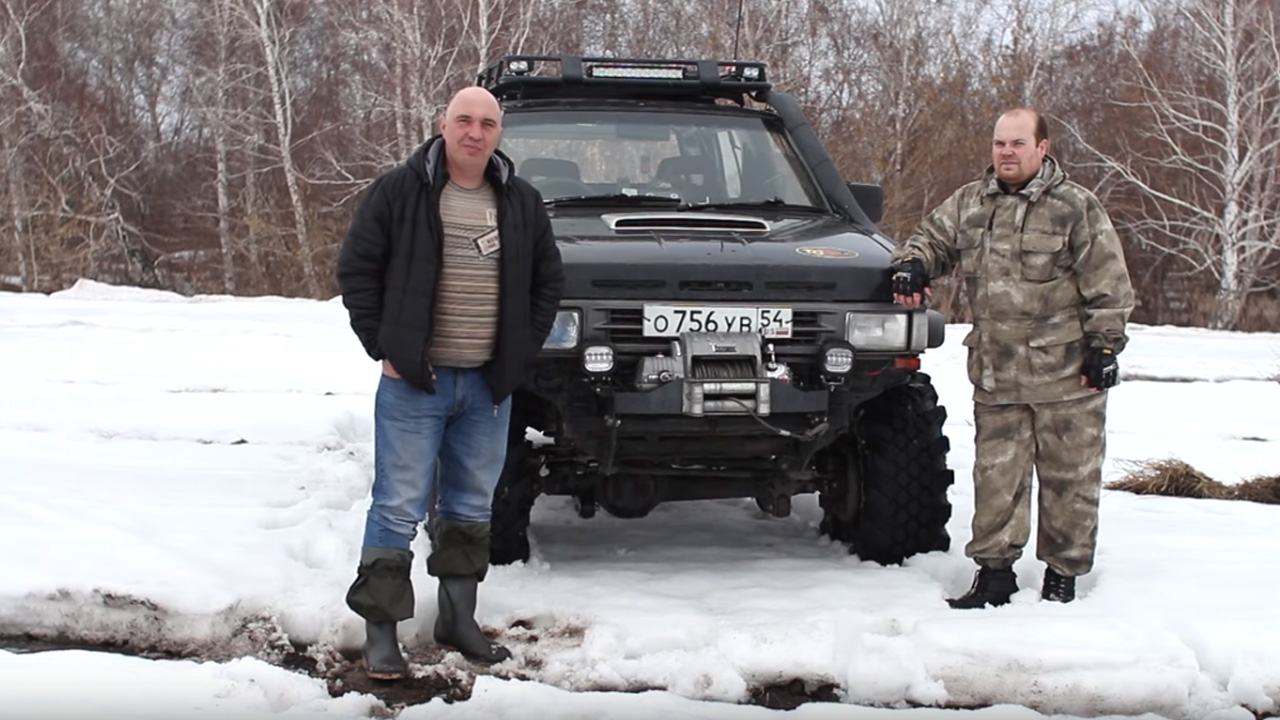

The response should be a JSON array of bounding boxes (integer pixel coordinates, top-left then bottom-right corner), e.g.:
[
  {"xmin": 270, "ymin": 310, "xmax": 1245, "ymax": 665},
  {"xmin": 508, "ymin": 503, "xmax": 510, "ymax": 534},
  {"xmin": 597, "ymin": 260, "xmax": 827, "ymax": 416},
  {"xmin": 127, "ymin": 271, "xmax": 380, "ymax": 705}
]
[
  {"xmin": 362, "ymin": 621, "xmax": 407, "ymax": 680},
  {"xmin": 1041, "ymin": 567, "xmax": 1076, "ymax": 603},
  {"xmin": 433, "ymin": 575, "xmax": 512, "ymax": 664},
  {"xmin": 947, "ymin": 566, "xmax": 1018, "ymax": 609},
  {"xmin": 345, "ymin": 548, "xmax": 415, "ymax": 681}
]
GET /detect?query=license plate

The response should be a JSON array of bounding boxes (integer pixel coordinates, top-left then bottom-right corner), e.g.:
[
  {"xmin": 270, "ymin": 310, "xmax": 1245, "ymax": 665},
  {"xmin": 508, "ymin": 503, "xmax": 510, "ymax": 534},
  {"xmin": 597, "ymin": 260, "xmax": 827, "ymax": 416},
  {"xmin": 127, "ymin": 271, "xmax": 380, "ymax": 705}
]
[{"xmin": 642, "ymin": 305, "xmax": 792, "ymax": 338}]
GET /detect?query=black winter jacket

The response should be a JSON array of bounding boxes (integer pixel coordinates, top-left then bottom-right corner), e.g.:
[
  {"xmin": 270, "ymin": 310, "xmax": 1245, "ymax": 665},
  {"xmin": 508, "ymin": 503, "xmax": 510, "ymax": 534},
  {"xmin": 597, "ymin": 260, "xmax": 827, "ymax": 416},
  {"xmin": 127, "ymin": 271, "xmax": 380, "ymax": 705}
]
[{"xmin": 335, "ymin": 136, "xmax": 564, "ymax": 403}]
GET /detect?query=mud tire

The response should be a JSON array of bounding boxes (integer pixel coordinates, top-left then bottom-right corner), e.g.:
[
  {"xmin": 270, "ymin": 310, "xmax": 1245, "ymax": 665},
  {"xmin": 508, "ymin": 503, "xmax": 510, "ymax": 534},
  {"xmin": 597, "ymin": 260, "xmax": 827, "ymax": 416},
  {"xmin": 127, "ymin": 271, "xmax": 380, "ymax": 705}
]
[
  {"xmin": 821, "ymin": 373, "xmax": 954, "ymax": 565},
  {"xmin": 489, "ymin": 439, "xmax": 538, "ymax": 566}
]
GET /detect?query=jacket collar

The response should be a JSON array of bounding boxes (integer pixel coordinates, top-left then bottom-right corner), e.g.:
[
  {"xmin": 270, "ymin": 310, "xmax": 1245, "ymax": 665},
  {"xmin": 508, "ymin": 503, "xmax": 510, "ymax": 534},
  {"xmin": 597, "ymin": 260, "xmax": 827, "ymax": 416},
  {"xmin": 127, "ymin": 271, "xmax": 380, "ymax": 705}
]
[
  {"xmin": 982, "ymin": 154, "xmax": 1066, "ymax": 202},
  {"xmin": 411, "ymin": 134, "xmax": 514, "ymax": 190}
]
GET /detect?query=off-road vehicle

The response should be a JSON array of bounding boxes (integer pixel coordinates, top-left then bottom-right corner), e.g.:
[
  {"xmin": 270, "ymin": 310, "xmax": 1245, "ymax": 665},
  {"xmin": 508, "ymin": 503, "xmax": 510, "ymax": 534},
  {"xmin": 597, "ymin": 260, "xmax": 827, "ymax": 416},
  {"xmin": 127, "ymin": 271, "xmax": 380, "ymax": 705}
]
[{"xmin": 478, "ymin": 55, "xmax": 953, "ymax": 566}]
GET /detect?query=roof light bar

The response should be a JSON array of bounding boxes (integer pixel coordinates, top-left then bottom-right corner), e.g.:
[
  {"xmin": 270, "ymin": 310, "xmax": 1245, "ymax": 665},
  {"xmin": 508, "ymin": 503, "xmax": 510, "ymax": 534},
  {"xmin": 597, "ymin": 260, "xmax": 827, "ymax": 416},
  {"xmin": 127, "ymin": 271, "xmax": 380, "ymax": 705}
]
[
  {"xmin": 588, "ymin": 64, "xmax": 689, "ymax": 80},
  {"xmin": 476, "ymin": 55, "xmax": 771, "ymax": 104}
]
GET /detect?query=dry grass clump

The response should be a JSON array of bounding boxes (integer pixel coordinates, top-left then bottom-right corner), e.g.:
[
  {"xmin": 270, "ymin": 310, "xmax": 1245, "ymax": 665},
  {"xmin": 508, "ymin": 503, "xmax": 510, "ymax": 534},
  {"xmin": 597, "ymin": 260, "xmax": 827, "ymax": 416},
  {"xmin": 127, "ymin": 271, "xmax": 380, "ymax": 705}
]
[
  {"xmin": 1107, "ymin": 459, "xmax": 1280, "ymax": 505},
  {"xmin": 1232, "ymin": 475, "xmax": 1280, "ymax": 505},
  {"xmin": 1106, "ymin": 458, "xmax": 1234, "ymax": 499}
]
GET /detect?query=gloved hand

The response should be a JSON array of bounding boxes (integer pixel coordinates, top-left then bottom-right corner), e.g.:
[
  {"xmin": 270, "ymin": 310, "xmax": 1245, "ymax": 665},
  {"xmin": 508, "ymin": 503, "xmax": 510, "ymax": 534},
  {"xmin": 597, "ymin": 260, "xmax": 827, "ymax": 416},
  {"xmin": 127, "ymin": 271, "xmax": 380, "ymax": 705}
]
[
  {"xmin": 891, "ymin": 258, "xmax": 930, "ymax": 308},
  {"xmin": 1081, "ymin": 347, "xmax": 1119, "ymax": 390}
]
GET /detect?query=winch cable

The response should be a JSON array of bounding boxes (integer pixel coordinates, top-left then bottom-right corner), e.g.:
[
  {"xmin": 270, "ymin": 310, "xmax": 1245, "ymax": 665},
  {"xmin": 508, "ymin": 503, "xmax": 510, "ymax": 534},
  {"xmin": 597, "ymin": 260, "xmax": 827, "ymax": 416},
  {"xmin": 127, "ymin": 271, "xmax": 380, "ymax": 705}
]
[
  {"xmin": 691, "ymin": 359, "xmax": 828, "ymax": 440},
  {"xmin": 691, "ymin": 358, "xmax": 756, "ymax": 379},
  {"xmin": 725, "ymin": 396, "xmax": 829, "ymax": 441}
]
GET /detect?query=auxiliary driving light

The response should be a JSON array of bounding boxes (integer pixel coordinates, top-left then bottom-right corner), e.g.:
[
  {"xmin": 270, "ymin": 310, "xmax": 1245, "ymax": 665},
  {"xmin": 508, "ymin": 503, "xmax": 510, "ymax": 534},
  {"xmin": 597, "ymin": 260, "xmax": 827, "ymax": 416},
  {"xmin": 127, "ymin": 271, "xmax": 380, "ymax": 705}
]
[
  {"xmin": 821, "ymin": 340, "xmax": 856, "ymax": 375},
  {"xmin": 507, "ymin": 59, "xmax": 531, "ymax": 75},
  {"xmin": 582, "ymin": 345, "xmax": 615, "ymax": 375}
]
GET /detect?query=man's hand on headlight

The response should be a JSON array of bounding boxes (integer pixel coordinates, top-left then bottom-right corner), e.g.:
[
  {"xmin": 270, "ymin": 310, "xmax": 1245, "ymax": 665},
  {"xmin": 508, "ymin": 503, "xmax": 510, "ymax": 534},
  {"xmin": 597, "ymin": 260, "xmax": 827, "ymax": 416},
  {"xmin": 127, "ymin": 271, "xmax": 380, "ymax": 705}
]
[{"xmin": 891, "ymin": 258, "xmax": 931, "ymax": 308}]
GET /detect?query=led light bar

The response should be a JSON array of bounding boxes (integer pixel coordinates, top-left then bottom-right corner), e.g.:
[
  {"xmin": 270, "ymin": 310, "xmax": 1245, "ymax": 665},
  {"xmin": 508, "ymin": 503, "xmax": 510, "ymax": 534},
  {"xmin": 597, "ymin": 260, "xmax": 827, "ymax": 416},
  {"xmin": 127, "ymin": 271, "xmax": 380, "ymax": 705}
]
[{"xmin": 587, "ymin": 65, "xmax": 688, "ymax": 80}]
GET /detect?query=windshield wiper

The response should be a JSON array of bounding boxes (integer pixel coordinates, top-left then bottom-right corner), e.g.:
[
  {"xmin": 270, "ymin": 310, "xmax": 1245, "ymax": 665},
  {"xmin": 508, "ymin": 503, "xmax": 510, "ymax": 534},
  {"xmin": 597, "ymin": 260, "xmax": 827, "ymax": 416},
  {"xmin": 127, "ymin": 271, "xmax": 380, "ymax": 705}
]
[
  {"xmin": 678, "ymin": 198, "xmax": 828, "ymax": 213},
  {"xmin": 545, "ymin": 193, "xmax": 682, "ymax": 207}
]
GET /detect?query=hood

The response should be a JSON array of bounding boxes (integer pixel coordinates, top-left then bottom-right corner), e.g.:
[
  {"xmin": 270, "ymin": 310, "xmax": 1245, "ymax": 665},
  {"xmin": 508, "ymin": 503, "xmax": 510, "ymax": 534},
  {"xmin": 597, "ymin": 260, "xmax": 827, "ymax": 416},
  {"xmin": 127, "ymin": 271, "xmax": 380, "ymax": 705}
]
[
  {"xmin": 981, "ymin": 154, "xmax": 1068, "ymax": 202},
  {"xmin": 407, "ymin": 135, "xmax": 516, "ymax": 190},
  {"xmin": 549, "ymin": 212, "xmax": 898, "ymax": 303}
]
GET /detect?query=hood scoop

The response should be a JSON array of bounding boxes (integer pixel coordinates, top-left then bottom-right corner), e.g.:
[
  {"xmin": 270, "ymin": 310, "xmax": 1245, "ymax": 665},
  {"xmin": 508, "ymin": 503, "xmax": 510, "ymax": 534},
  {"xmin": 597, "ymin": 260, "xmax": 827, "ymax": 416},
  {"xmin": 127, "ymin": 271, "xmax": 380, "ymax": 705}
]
[{"xmin": 601, "ymin": 212, "xmax": 771, "ymax": 234}]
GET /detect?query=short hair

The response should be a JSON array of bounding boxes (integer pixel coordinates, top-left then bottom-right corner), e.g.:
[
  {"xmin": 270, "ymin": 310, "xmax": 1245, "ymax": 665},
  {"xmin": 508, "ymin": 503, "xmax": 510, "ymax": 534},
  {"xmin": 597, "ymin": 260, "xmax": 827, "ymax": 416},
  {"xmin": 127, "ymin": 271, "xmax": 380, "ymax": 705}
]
[{"xmin": 1000, "ymin": 107, "xmax": 1049, "ymax": 145}]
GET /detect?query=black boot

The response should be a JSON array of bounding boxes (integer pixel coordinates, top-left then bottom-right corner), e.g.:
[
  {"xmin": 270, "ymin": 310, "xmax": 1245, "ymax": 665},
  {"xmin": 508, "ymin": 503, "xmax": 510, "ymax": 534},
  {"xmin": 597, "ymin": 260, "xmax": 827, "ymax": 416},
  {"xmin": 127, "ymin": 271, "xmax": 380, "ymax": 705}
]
[
  {"xmin": 362, "ymin": 621, "xmax": 407, "ymax": 680},
  {"xmin": 434, "ymin": 575, "xmax": 512, "ymax": 664},
  {"xmin": 1041, "ymin": 567, "xmax": 1076, "ymax": 603},
  {"xmin": 947, "ymin": 566, "xmax": 1018, "ymax": 609}
]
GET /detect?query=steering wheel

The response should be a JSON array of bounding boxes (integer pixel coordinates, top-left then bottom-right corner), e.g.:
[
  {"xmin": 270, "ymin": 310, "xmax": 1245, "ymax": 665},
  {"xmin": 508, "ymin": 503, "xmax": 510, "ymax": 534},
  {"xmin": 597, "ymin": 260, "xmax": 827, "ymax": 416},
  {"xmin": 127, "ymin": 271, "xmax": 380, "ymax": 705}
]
[{"xmin": 532, "ymin": 176, "xmax": 593, "ymax": 198}]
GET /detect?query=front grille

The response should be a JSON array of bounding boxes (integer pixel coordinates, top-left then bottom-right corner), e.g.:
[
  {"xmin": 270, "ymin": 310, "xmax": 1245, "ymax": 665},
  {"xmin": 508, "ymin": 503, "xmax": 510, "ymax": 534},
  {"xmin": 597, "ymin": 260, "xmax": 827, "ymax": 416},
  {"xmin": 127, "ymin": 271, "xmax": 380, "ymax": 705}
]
[
  {"xmin": 599, "ymin": 306, "xmax": 837, "ymax": 347},
  {"xmin": 679, "ymin": 280, "xmax": 753, "ymax": 292},
  {"xmin": 765, "ymin": 281, "xmax": 836, "ymax": 292},
  {"xmin": 592, "ymin": 278, "xmax": 668, "ymax": 290}
]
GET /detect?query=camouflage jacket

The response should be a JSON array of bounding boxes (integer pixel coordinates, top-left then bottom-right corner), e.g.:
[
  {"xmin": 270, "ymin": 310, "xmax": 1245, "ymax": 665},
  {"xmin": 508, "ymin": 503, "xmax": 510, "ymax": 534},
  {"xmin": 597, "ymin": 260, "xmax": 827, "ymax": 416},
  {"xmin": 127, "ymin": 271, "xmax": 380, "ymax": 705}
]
[{"xmin": 891, "ymin": 156, "xmax": 1134, "ymax": 404}]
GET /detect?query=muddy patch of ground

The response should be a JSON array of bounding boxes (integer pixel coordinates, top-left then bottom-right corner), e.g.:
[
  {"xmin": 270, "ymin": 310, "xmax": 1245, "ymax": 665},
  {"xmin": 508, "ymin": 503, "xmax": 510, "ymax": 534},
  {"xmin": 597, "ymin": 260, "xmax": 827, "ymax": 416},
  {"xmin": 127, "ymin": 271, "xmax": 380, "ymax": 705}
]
[
  {"xmin": 748, "ymin": 678, "xmax": 842, "ymax": 710},
  {"xmin": 1, "ymin": 619, "xmax": 848, "ymax": 716},
  {"xmin": 8, "ymin": 605, "xmax": 1272, "ymax": 717}
]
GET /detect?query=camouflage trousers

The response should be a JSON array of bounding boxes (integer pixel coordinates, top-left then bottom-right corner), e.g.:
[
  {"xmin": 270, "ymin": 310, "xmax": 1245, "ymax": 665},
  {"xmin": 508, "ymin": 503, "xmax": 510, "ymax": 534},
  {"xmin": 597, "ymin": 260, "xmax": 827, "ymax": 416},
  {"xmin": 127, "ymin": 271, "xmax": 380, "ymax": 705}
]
[{"xmin": 965, "ymin": 392, "xmax": 1108, "ymax": 577}]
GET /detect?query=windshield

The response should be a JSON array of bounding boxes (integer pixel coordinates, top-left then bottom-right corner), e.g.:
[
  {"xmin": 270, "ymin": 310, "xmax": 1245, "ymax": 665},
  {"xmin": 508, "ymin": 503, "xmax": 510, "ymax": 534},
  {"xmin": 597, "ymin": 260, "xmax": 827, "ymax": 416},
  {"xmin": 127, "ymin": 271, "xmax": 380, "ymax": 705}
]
[{"xmin": 498, "ymin": 109, "xmax": 826, "ymax": 208}]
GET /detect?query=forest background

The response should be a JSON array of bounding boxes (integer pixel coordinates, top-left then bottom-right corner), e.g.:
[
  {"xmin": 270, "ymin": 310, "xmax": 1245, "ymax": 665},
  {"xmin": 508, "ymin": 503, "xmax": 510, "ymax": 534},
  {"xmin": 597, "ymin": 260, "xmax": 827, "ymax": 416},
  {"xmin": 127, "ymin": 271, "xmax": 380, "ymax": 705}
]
[{"xmin": 2, "ymin": 0, "xmax": 1277, "ymax": 331}]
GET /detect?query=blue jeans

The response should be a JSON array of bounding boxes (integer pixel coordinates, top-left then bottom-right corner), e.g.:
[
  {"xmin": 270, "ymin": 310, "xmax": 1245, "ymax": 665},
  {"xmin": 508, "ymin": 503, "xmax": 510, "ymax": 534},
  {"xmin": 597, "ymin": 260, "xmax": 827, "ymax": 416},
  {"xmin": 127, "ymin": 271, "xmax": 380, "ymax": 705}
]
[{"xmin": 361, "ymin": 367, "xmax": 512, "ymax": 551}]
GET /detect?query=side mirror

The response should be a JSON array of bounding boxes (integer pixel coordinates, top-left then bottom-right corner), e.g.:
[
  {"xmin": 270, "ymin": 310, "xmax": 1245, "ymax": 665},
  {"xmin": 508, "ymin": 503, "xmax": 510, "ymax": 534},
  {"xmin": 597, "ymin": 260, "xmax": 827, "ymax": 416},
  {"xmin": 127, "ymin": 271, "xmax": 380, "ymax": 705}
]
[{"xmin": 847, "ymin": 182, "xmax": 884, "ymax": 225}]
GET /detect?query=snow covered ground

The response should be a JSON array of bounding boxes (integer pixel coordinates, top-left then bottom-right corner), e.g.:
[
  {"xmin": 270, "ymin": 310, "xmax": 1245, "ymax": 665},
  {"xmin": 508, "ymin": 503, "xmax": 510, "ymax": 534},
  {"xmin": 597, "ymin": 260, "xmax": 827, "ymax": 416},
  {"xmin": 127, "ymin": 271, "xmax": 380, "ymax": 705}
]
[{"xmin": 1, "ymin": 279, "xmax": 1278, "ymax": 720}]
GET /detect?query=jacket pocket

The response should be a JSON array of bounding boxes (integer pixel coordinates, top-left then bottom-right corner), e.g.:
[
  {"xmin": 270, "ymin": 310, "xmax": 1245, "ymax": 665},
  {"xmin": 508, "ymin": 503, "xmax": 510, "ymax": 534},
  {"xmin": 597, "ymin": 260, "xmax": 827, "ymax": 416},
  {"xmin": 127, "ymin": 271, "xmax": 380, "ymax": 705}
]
[
  {"xmin": 953, "ymin": 228, "xmax": 983, "ymax": 277},
  {"xmin": 1020, "ymin": 232, "xmax": 1068, "ymax": 282},
  {"xmin": 961, "ymin": 327, "xmax": 986, "ymax": 389},
  {"xmin": 1027, "ymin": 321, "xmax": 1085, "ymax": 383}
]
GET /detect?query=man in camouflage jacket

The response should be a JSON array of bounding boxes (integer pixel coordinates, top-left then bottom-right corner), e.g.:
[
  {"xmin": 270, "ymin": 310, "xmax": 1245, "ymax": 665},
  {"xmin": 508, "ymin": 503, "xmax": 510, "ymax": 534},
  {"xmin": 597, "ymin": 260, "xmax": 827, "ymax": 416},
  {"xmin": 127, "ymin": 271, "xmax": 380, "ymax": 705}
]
[{"xmin": 889, "ymin": 107, "xmax": 1134, "ymax": 608}]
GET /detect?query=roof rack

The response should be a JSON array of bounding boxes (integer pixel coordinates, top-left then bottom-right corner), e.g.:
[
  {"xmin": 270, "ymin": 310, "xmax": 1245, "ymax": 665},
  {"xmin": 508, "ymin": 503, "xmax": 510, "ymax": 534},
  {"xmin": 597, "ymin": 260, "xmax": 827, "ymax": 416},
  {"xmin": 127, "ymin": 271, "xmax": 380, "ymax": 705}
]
[{"xmin": 477, "ymin": 55, "xmax": 771, "ymax": 104}]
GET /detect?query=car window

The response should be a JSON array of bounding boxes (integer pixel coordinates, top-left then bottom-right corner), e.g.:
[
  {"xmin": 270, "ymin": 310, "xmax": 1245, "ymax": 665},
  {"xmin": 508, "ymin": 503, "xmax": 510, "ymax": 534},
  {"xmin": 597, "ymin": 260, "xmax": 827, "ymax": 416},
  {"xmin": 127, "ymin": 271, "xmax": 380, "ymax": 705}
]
[{"xmin": 499, "ymin": 109, "xmax": 825, "ymax": 207}]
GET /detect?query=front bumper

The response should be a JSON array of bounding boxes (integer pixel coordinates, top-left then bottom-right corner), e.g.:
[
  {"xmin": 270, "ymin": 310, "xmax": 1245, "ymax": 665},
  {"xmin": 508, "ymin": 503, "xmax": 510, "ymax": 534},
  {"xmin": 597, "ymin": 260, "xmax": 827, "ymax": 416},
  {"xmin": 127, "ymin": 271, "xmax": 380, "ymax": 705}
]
[{"xmin": 612, "ymin": 377, "xmax": 830, "ymax": 416}]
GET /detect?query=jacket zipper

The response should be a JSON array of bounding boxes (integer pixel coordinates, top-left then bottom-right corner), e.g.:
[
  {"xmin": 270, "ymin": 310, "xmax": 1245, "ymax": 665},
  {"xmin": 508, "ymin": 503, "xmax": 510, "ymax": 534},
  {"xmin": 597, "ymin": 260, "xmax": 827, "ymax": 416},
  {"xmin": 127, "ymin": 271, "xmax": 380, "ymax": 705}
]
[{"xmin": 422, "ymin": 176, "xmax": 446, "ymax": 384}]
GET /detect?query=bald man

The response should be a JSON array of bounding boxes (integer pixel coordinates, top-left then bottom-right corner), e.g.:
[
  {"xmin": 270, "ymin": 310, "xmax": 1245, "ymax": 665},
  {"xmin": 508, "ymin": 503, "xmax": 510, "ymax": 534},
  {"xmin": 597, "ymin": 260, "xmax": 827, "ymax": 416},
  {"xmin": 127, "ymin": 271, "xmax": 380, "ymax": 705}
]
[
  {"xmin": 888, "ymin": 108, "xmax": 1133, "ymax": 609},
  {"xmin": 336, "ymin": 86, "xmax": 563, "ymax": 677}
]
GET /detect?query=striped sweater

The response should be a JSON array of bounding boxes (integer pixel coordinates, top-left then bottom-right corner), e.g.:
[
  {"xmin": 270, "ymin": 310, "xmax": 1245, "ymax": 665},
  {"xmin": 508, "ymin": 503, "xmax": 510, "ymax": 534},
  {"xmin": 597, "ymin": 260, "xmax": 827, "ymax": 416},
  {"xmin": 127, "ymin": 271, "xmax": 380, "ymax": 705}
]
[{"xmin": 427, "ymin": 181, "xmax": 500, "ymax": 367}]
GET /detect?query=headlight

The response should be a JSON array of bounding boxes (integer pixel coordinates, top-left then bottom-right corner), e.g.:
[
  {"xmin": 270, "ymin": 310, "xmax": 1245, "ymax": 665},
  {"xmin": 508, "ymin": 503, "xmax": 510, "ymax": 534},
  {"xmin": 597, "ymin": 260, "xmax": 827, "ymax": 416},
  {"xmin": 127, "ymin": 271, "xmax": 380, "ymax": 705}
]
[
  {"xmin": 543, "ymin": 310, "xmax": 581, "ymax": 349},
  {"xmin": 845, "ymin": 312, "xmax": 910, "ymax": 351}
]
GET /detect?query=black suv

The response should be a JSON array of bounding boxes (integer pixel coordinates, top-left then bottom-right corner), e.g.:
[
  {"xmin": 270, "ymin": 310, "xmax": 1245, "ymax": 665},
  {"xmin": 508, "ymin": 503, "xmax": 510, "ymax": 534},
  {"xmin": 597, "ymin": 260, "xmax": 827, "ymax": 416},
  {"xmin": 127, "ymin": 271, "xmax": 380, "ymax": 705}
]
[{"xmin": 478, "ymin": 55, "xmax": 953, "ymax": 567}]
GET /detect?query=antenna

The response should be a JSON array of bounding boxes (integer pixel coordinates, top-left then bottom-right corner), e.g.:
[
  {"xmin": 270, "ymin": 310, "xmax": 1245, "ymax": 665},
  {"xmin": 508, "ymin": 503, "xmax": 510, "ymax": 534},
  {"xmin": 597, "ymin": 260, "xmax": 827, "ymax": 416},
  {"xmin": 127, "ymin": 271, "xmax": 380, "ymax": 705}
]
[{"xmin": 732, "ymin": 0, "xmax": 745, "ymax": 59}]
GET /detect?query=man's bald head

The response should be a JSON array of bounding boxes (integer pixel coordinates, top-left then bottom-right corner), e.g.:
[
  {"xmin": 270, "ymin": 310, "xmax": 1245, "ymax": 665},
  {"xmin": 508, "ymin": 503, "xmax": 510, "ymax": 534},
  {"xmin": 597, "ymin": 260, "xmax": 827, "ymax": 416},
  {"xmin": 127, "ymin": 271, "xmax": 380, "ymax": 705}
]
[
  {"xmin": 439, "ymin": 86, "xmax": 503, "ymax": 187},
  {"xmin": 444, "ymin": 86, "xmax": 502, "ymax": 123}
]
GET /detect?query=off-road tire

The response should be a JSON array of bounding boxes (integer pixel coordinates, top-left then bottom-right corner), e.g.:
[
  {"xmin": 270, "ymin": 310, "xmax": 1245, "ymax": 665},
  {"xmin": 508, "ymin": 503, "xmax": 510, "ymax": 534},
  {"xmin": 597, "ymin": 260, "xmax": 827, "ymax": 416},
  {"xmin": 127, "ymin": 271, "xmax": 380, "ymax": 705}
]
[
  {"xmin": 822, "ymin": 372, "xmax": 953, "ymax": 564},
  {"xmin": 489, "ymin": 439, "xmax": 537, "ymax": 565}
]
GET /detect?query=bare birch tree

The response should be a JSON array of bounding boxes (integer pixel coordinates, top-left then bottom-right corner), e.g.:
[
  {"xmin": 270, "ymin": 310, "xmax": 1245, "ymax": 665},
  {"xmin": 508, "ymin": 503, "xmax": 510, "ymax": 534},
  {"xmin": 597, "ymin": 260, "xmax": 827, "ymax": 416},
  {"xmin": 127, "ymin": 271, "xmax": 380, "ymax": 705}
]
[
  {"xmin": 330, "ymin": 1, "xmax": 469, "ymax": 175},
  {"xmin": 320, "ymin": 0, "xmax": 544, "ymax": 214},
  {"xmin": 238, "ymin": 0, "xmax": 320, "ymax": 297},
  {"xmin": 1065, "ymin": 0, "xmax": 1280, "ymax": 330},
  {"xmin": 977, "ymin": 0, "xmax": 1107, "ymax": 107},
  {"xmin": 189, "ymin": 0, "xmax": 246, "ymax": 294},
  {"xmin": 182, "ymin": 0, "xmax": 267, "ymax": 294},
  {"xmin": 0, "ymin": 0, "xmax": 56, "ymax": 292},
  {"xmin": 465, "ymin": 0, "xmax": 539, "ymax": 76}
]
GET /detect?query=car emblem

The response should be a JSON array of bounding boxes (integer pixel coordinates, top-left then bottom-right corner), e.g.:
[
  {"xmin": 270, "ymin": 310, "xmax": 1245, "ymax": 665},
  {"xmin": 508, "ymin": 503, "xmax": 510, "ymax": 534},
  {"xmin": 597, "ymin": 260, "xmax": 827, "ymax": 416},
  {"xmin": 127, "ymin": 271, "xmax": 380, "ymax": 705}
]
[{"xmin": 797, "ymin": 246, "xmax": 858, "ymax": 259}]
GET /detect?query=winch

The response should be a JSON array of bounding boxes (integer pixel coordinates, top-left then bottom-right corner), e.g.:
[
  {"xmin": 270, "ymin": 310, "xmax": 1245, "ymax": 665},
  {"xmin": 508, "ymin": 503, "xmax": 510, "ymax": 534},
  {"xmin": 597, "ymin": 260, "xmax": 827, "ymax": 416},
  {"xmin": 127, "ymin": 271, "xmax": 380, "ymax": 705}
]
[{"xmin": 634, "ymin": 332, "xmax": 770, "ymax": 416}]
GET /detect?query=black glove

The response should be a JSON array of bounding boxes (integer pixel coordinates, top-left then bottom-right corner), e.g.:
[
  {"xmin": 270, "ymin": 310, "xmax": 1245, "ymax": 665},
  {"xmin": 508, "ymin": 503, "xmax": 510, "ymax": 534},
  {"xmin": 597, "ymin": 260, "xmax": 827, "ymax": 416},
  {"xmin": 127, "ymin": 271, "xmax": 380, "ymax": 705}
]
[
  {"xmin": 1082, "ymin": 347, "xmax": 1119, "ymax": 390},
  {"xmin": 891, "ymin": 258, "xmax": 930, "ymax": 297}
]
